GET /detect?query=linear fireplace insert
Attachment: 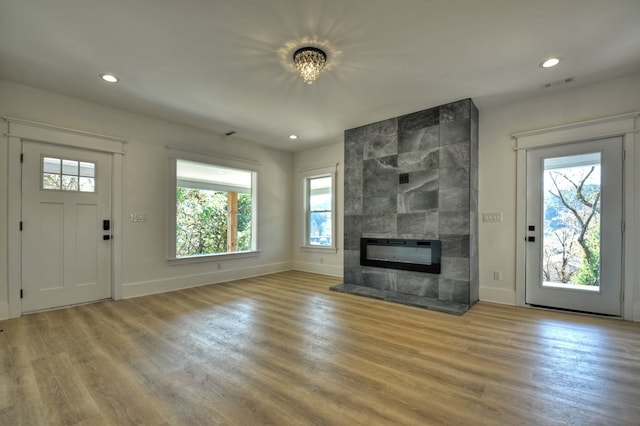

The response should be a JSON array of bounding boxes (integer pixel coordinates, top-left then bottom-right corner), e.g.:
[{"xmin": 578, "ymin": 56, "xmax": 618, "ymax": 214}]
[{"xmin": 360, "ymin": 238, "xmax": 441, "ymax": 274}]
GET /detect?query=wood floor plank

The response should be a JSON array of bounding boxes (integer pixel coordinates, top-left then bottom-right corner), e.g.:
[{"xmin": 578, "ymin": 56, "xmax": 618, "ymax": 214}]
[
  {"xmin": 1, "ymin": 271, "xmax": 639, "ymax": 425},
  {"xmin": 31, "ymin": 352, "xmax": 102, "ymax": 425}
]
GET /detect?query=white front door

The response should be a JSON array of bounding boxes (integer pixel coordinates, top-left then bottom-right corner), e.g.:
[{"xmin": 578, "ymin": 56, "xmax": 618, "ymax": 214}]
[
  {"xmin": 21, "ymin": 141, "xmax": 112, "ymax": 312},
  {"xmin": 525, "ymin": 137, "xmax": 623, "ymax": 316}
]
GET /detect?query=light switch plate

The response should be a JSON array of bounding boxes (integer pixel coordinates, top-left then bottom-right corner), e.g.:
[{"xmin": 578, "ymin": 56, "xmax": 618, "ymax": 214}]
[
  {"xmin": 130, "ymin": 212, "xmax": 148, "ymax": 222},
  {"xmin": 482, "ymin": 212, "xmax": 503, "ymax": 223}
]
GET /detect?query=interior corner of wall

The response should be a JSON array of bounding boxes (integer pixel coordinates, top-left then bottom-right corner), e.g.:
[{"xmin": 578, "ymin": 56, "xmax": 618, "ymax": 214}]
[
  {"xmin": 0, "ymin": 300, "xmax": 9, "ymax": 321},
  {"xmin": 479, "ymin": 286, "xmax": 516, "ymax": 306},
  {"xmin": 292, "ymin": 260, "xmax": 343, "ymax": 278},
  {"xmin": 632, "ymin": 301, "xmax": 640, "ymax": 322}
]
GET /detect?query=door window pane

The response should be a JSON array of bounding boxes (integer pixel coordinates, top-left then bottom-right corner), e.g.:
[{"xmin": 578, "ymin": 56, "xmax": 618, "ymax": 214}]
[
  {"xmin": 61, "ymin": 175, "xmax": 79, "ymax": 191},
  {"xmin": 542, "ymin": 153, "xmax": 601, "ymax": 291},
  {"xmin": 42, "ymin": 157, "xmax": 96, "ymax": 193},
  {"xmin": 79, "ymin": 162, "xmax": 95, "ymax": 177},
  {"xmin": 43, "ymin": 157, "xmax": 61, "ymax": 174},
  {"xmin": 43, "ymin": 173, "xmax": 61, "ymax": 190},
  {"xmin": 79, "ymin": 177, "xmax": 95, "ymax": 192},
  {"xmin": 62, "ymin": 159, "xmax": 78, "ymax": 175}
]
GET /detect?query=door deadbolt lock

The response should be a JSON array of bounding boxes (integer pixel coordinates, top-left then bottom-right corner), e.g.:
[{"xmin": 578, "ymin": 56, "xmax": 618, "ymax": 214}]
[
  {"xmin": 103, "ymin": 235, "xmax": 112, "ymax": 241},
  {"xmin": 527, "ymin": 236, "xmax": 535, "ymax": 242}
]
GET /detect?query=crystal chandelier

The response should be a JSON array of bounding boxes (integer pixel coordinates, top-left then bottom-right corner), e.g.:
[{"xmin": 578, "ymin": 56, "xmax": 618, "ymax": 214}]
[{"xmin": 293, "ymin": 47, "xmax": 327, "ymax": 84}]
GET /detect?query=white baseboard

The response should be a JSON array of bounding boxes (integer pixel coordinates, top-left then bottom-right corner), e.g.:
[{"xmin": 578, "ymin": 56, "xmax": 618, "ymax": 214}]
[
  {"xmin": 121, "ymin": 261, "xmax": 293, "ymax": 299},
  {"xmin": 479, "ymin": 286, "xmax": 516, "ymax": 305},
  {"xmin": 292, "ymin": 261, "xmax": 343, "ymax": 278},
  {"xmin": 0, "ymin": 300, "xmax": 8, "ymax": 321}
]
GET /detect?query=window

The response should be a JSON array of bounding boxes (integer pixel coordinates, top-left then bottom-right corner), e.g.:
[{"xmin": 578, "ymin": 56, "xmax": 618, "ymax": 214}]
[
  {"xmin": 42, "ymin": 156, "xmax": 95, "ymax": 192},
  {"xmin": 304, "ymin": 172, "xmax": 336, "ymax": 248},
  {"xmin": 171, "ymin": 158, "xmax": 256, "ymax": 259}
]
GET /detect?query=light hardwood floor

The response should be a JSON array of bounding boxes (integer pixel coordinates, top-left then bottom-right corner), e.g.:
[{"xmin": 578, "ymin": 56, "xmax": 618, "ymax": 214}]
[{"xmin": 1, "ymin": 271, "xmax": 639, "ymax": 425}]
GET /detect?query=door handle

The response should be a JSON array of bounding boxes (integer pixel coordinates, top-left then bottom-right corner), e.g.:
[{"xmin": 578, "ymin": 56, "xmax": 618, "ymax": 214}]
[
  {"xmin": 527, "ymin": 236, "xmax": 535, "ymax": 242},
  {"xmin": 103, "ymin": 235, "xmax": 112, "ymax": 241}
]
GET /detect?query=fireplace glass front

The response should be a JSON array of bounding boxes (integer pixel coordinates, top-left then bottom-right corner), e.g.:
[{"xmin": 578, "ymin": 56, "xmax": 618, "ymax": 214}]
[{"xmin": 360, "ymin": 238, "xmax": 441, "ymax": 274}]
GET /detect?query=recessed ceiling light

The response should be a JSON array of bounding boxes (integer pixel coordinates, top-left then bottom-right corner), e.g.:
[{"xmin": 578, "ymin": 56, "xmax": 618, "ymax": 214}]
[
  {"xmin": 289, "ymin": 134, "xmax": 299, "ymax": 140},
  {"xmin": 100, "ymin": 73, "xmax": 119, "ymax": 83},
  {"xmin": 540, "ymin": 57, "xmax": 562, "ymax": 68}
]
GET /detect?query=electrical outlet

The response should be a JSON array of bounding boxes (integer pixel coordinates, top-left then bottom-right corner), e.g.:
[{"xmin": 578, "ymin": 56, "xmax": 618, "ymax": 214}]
[{"xmin": 483, "ymin": 212, "xmax": 503, "ymax": 223}]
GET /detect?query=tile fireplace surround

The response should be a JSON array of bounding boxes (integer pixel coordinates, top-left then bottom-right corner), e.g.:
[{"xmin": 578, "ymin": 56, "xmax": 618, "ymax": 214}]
[{"xmin": 331, "ymin": 98, "xmax": 479, "ymax": 315}]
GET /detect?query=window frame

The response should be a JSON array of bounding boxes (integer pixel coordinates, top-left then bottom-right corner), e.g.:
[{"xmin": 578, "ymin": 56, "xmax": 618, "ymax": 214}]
[
  {"xmin": 168, "ymin": 147, "xmax": 260, "ymax": 264},
  {"xmin": 301, "ymin": 165, "xmax": 337, "ymax": 252},
  {"xmin": 41, "ymin": 155, "xmax": 97, "ymax": 193}
]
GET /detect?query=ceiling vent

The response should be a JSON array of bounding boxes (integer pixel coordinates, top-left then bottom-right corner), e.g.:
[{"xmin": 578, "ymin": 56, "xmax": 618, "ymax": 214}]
[{"xmin": 541, "ymin": 77, "xmax": 575, "ymax": 90}]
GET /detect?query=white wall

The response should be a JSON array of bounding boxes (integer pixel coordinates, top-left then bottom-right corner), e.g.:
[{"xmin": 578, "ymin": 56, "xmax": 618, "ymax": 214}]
[
  {"xmin": 289, "ymin": 72, "xmax": 640, "ymax": 321},
  {"xmin": 0, "ymin": 81, "xmax": 293, "ymax": 318},
  {"xmin": 2, "ymin": 72, "xmax": 639, "ymax": 321},
  {"xmin": 478, "ymin": 72, "xmax": 640, "ymax": 320},
  {"xmin": 291, "ymin": 143, "xmax": 344, "ymax": 277}
]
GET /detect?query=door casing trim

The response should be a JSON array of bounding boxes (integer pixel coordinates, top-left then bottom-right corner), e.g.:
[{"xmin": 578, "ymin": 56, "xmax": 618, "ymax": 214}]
[
  {"xmin": 5, "ymin": 117, "xmax": 126, "ymax": 318},
  {"xmin": 514, "ymin": 113, "xmax": 638, "ymax": 320}
]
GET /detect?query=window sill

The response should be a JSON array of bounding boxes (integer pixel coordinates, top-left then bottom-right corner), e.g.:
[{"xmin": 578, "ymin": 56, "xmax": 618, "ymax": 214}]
[
  {"xmin": 300, "ymin": 246, "xmax": 338, "ymax": 254},
  {"xmin": 168, "ymin": 250, "xmax": 261, "ymax": 265}
]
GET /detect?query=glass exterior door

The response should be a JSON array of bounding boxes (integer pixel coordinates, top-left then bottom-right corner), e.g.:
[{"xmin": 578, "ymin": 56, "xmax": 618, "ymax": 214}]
[{"xmin": 525, "ymin": 137, "xmax": 623, "ymax": 315}]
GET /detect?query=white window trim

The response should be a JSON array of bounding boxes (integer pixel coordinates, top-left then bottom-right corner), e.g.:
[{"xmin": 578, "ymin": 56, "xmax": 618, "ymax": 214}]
[
  {"xmin": 167, "ymin": 250, "xmax": 261, "ymax": 266},
  {"xmin": 167, "ymin": 146, "xmax": 260, "ymax": 262},
  {"xmin": 300, "ymin": 163, "xmax": 338, "ymax": 253}
]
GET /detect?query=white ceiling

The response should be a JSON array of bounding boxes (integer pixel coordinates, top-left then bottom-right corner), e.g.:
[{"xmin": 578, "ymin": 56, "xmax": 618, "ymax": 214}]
[{"xmin": 1, "ymin": 0, "xmax": 640, "ymax": 152}]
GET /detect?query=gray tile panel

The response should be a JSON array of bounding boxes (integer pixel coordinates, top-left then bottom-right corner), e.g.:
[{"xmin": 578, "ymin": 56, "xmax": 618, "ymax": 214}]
[{"xmin": 341, "ymin": 98, "xmax": 478, "ymax": 314}]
